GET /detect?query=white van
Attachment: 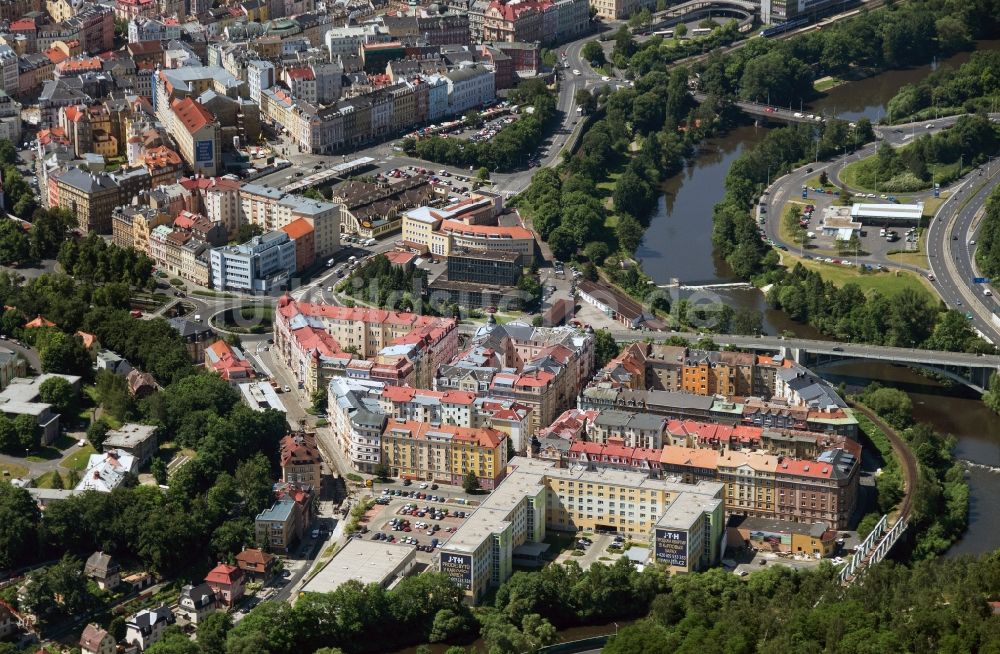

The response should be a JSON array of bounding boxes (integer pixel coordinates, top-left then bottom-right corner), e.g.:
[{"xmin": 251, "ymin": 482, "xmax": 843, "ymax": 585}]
[{"xmin": 985, "ymin": 288, "xmax": 993, "ymax": 297}]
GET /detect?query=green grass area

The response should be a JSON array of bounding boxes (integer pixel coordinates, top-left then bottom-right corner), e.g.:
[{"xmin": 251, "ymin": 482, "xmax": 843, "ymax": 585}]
[
  {"xmin": 887, "ymin": 230, "xmax": 929, "ymax": 269},
  {"xmin": 814, "ymin": 76, "xmax": 845, "ymax": 93},
  {"xmin": 60, "ymin": 443, "xmax": 95, "ymax": 471},
  {"xmin": 841, "ymin": 156, "xmax": 972, "ymax": 194},
  {"xmin": 34, "ymin": 470, "xmax": 70, "ymax": 489},
  {"xmin": 782, "ymin": 251, "xmax": 936, "ymax": 299},
  {"xmin": 0, "ymin": 462, "xmax": 28, "ymax": 479}
]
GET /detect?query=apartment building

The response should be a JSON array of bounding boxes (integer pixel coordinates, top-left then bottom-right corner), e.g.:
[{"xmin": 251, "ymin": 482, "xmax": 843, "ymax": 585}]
[
  {"xmin": 280, "ymin": 432, "xmax": 322, "ymax": 488},
  {"xmin": 590, "ymin": 409, "xmax": 667, "ymax": 449},
  {"xmin": 589, "ymin": 0, "xmax": 654, "ymax": 19},
  {"xmin": 168, "ymin": 97, "xmax": 220, "ymax": 177},
  {"xmin": 239, "ymin": 184, "xmax": 341, "ymax": 258},
  {"xmin": 276, "ymin": 296, "xmax": 458, "ymax": 395},
  {"xmin": 437, "ymin": 321, "xmax": 593, "ymax": 433},
  {"xmin": 179, "ymin": 176, "xmax": 242, "ymax": 239},
  {"xmin": 328, "ymin": 377, "xmax": 389, "ymax": 473},
  {"xmin": 439, "ymin": 457, "xmax": 724, "ymax": 603},
  {"xmin": 53, "ymin": 167, "xmax": 120, "ymax": 233},
  {"xmin": 381, "ymin": 418, "xmax": 508, "ymax": 489},
  {"xmin": 444, "ymin": 64, "xmax": 495, "ymax": 115}
]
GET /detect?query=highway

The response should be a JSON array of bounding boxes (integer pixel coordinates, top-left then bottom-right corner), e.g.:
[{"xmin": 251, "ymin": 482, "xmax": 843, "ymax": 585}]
[{"xmin": 927, "ymin": 164, "xmax": 1000, "ymax": 343}]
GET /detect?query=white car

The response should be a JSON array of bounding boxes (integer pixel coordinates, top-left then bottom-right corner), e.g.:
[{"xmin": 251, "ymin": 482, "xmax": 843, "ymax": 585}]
[
  {"xmin": 601, "ymin": 76, "xmax": 610, "ymax": 81},
  {"xmin": 572, "ymin": 69, "xmax": 581, "ymax": 76},
  {"xmin": 282, "ymin": 385, "xmax": 291, "ymax": 392},
  {"xmin": 794, "ymin": 112, "xmax": 803, "ymax": 118},
  {"xmin": 419, "ymin": 482, "xmax": 428, "ymax": 489}
]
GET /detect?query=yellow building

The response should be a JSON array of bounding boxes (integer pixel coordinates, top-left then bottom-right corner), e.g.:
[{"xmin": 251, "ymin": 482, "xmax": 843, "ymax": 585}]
[
  {"xmin": 715, "ymin": 450, "xmax": 778, "ymax": 519},
  {"xmin": 45, "ymin": 0, "xmax": 76, "ymax": 23},
  {"xmin": 382, "ymin": 419, "xmax": 508, "ymax": 490}
]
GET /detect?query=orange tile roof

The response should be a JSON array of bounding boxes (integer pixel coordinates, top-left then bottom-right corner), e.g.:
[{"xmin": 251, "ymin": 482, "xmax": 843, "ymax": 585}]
[
  {"xmin": 384, "ymin": 418, "xmax": 505, "ymax": 449},
  {"xmin": 385, "ymin": 251, "xmax": 416, "ymax": 266},
  {"xmin": 205, "ymin": 563, "xmax": 243, "ymax": 585},
  {"xmin": 439, "ymin": 219, "xmax": 533, "ymax": 240},
  {"xmin": 25, "ymin": 315, "xmax": 56, "ymax": 329},
  {"xmin": 280, "ymin": 217, "xmax": 313, "ymax": 240},
  {"xmin": 56, "ymin": 57, "xmax": 102, "ymax": 74},
  {"xmin": 75, "ymin": 331, "xmax": 97, "ymax": 349},
  {"xmin": 143, "ymin": 145, "xmax": 182, "ymax": 170},
  {"xmin": 171, "ymin": 97, "xmax": 215, "ymax": 135}
]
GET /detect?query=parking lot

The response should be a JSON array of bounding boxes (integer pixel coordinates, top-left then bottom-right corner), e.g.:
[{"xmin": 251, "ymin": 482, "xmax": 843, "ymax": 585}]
[
  {"xmin": 360, "ymin": 488, "xmax": 477, "ymax": 564},
  {"xmin": 777, "ymin": 189, "xmax": 924, "ymax": 268}
]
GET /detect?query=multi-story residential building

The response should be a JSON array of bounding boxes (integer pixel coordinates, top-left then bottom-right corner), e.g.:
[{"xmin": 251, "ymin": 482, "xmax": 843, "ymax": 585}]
[
  {"xmin": 590, "ymin": 409, "xmax": 667, "ymax": 449},
  {"xmin": 279, "ymin": 218, "xmax": 315, "ymax": 273},
  {"xmin": 282, "ymin": 66, "xmax": 317, "ymax": 105},
  {"xmin": 80, "ymin": 624, "xmax": 115, "ymax": 654},
  {"xmin": 210, "ymin": 230, "xmax": 297, "ymax": 294},
  {"xmin": 589, "ymin": 0, "xmax": 653, "ymax": 20},
  {"xmin": 436, "ymin": 321, "xmax": 593, "ymax": 433},
  {"xmin": 324, "ymin": 25, "xmax": 382, "ymax": 59},
  {"xmin": 329, "ymin": 377, "xmax": 389, "ymax": 473},
  {"xmin": 311, "ymin": 61, "xmax": 343, "ymax": 104},
  {"xmin": 444, "ymin": 64, "xmax": 495, "ymax": 115},
  {"xmin": 179, "ymin": 176, "xmax": 242, "ymax": 240},
  {"xmin": 439, "ymin": 456, "xmax": 724, "ymax": 604},
  {"xmin": 124, "ymin": 607, "xmax": 174, "ymax": 651},
  {"xmin": 239, "ymin": 184, "xmax": 341, "ymax": 258},
  {"xmin": 761, "ymin": 0, "xmax": 854, "ymax": 24},
  {"xmin": 277, "ymin": 296, "xmax": 458, "ymax": 395},
  {"xmin": 53, "ymin": 167, "xmax": 120, "ymax": 233},
  {"xmin": 280, "ymin": 432, "xmax": 322, "ymax": 488},
  {"xmin": 246, "ymin": 60, "xmax": 275, "ymax": 104},
  {"xmin": 168, "ymin": 97, "xmax": 220, "ymax": 177},
  {"xmin": 381, "ymin": 418, "xmax": 508, "ymax": 489},
  {"xmin": 255, "ymin": 498, "xmax": 302, "ymax": 553},
  {"xmin": 482, "ymin": 0, "xmax": 545, "ymax": 43}
]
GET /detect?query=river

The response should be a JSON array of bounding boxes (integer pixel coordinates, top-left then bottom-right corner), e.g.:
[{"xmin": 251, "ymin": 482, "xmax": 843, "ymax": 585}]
[{"xmin": 637, "ymin": 40, "xmax": 1000, "ymax": 555}]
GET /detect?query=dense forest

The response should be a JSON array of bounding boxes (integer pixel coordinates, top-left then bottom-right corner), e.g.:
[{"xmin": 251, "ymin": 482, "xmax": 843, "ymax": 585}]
[{"xmin": 974, "ymin": 184, "xmax": 1000, "ymax": 278}]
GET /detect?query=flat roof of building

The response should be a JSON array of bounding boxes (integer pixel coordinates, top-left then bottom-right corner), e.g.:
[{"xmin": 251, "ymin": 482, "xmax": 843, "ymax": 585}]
[
  {"xmin": 300, "ymin": 539, "xmax": 415, "ymax": 594},
  {"xmin": 655, "ymin": 492, "xmax": 722, "ymax": 531},
  {"xmin": 239, "ymin": 381, "xmax": 287, "ymax": 413},
  {"xmin": 850, "ymin": 202, "xmax": 924, "ymax": 220}
]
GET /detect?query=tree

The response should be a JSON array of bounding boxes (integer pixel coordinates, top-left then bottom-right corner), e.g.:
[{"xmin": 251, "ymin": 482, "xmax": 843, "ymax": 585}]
[
  {"xmin": 39, "ymin": 375, "xmax": 76, "ymax": 416},
  {"xmin": 575, "ymin": 89, "xmax": 597, "ymax": 114},
  {"xmin": 547, "ymin": 227, "xmax": 578, "ymax": 260},
  {"xmin": 615, "ymin": 215, "xmax": 644, "ymax": 253},
  {"xmin": 39, "ymin": 331, "xmax": 92, "ymax": 377},
  {"xmin": 594, "ymin": 329, "xmax": 621, "ymax": 369},
  {"xmin": 146, "ymin": 628, "xmax": 201, "ymax": 654},
  {"xmin": 674, "ymin": 23, "xmax": 687, "ymax": 37},
  {"xmin": 0, "ymin": 483, "xmax": 40, "ymax": 568},
  {"xmin": 819, "ymin": 170, "xmax": 829, "ymax": 186},
  {"xmin": 236, "ymin": 224, "xmax": 264, "ymax": 243},
  {"xmin": 86, "ymin": 420, "xmax": 109, "ymax": 450},
  {"xmin": 197, "ymin": 612, "xmax": 233, "ymax": 654},
  {"xmin": 311, "ymin": 389, "xmax": 328, "ymax": 414},
  {"xmin": 581, "ymin": 41, "xmax": 605, "ymax": 66},
  {"xmin": 151, "ymin": 457, "xmax": 168, "ymax": 485},
  {"xmin": 462, "ymin": 470, "xmax": 480, "ymax": 494},
  {"xmin": 861, "ymin": 384, "xmax": 914, "ymax": 429},
  {"xmin": 15, "ymin": 412, "xmax": 38, "ymax": 451}
]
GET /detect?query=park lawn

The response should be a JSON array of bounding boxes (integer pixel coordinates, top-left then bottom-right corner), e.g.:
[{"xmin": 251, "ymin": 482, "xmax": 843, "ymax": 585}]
[
  {"xmin": 0, "ymin": 461, "xmax": 28, "ymax": 478},
  {"xmin": 783, "ymin": 252, "xmax": 937, "ymax": 300},
  {"xmin": 60, "ymin": 443, "xmax": 96, "ymax": 471}
]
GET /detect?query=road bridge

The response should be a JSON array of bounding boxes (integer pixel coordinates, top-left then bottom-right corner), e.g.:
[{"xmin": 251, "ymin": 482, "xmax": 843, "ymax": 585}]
[{"xmin": 691, "ymin": 92, "xmax": 828, "ymax": 124}]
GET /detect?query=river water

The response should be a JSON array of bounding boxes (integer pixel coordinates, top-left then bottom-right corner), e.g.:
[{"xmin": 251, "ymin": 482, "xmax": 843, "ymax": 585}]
[{"xmin": 638, "ymin": 40, "xmax": 1000, "ymax": 555}]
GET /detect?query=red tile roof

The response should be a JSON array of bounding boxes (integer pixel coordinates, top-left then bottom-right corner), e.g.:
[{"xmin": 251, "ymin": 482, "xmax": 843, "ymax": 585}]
[
  {"xmin": 280, "ymin": 217, "xmax": 314, "ymax": 240},
  {"xmin": 205, "ymin": 563, "xmax": 243, "ymax": 586},
  {"xmin": 171, "ymin": 97, "xmax": 215, "ymax": 135}
]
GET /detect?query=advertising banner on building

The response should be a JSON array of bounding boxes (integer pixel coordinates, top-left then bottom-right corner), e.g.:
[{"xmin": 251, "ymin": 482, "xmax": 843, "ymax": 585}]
[
  {"xmin": 654, "ymin": 528, "xmax": 688, "ymax": 568},
  {"xmin": 196, "ymin": 140, "xmax": 214, "ymax": 163},
  {"xmin": 440, "ymin": 553, "xmax": 472, "ymax": 590}
]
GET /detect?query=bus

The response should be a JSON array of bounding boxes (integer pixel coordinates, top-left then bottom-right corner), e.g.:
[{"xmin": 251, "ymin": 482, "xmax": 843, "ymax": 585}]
[
  {"xmin": 691, "ymin": 27, "xmax": 711, "ymax": 35},
  {"xmin": 653, "ymin": 29, "xmax": 674, "ymax": 37}
]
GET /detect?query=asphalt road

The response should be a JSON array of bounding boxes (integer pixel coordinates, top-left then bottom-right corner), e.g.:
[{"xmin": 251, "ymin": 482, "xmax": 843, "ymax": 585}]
[{"xmin": 927, "ymin": 164, "xmax": 1000, "ymax": 343}]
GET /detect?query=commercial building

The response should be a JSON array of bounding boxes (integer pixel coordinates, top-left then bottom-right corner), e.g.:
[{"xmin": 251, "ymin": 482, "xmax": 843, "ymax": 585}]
[
  {"xmin": 576, "ymin": 280, "xmax": 651, "ymax": 330},
  {"xmin": 238, "ymin": 381, "xmax": 287, "ymax": 413},
  {"xmin": 275, "ymin": 296, "xmax": 458, "ymax": 395},
  {"xmin": 381, "ymin": 418, "xmax": 508, "ymax": 489},
  {"xmin": 439, "ymin": 457, "xmax": 725, "ymax": 603},
  {"xmin": 300, "ymin": 539, "xmax": 416, "ymax": 595},
  {"xmin": 402, "ymin": 207, "xmax": 536, "ymax": 263},
  {"xmin": 850, "ymin": 202, "xmax": 925, "ymax": 226},
  {"xmin": 210, "ymin": 230, "xmax": 297, "ymax": 294},
  {"xmin": 726, "ymin": 515, "xmax": 837, "ymax": 558},
  {"xmin": 446, "ymin": 249, "xmax": 521, "ymax": 286}
]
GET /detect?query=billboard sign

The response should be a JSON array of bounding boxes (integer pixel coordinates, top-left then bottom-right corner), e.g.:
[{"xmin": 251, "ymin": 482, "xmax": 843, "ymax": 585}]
[
  {"xmin": 440, "ymin": 553, "xmax": 472, "ymax": 591},
  {"xmin": 654, "ymin": 528, "xmax": 688, "ymax": 568},
  {"xmin": 195, "ymin": 140, "xmax": 214, "ymax": 163}
]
